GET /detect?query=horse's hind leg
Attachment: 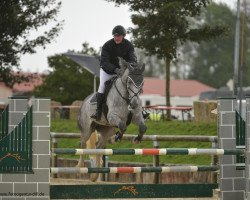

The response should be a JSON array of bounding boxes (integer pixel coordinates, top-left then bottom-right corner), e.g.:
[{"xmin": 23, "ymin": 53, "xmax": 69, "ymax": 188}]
[
  {"xmin": 77, "ymin": 123, "xmax": 95, "ymax": 167},
  {"xmin": 77, "ymin": 136, "xmax": 88, "ymax": 168},
  {"xmin": 96, "ymin": 126, "xmax": 116, "ymax": 169},
  {"xmin": 86, "ymin": 131, "xmax": 98, "ymax": 162},
  {"xmin": 96, "ymin": 127, "xmax": 116, "ymax": 149},
  {"xmin": 90, "ymin": 126, "xmax": 116, "ymax": 182}
]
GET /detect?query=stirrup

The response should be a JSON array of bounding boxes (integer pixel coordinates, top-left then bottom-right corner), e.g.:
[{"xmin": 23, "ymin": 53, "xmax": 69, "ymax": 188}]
[
  {"xmin": 142, "ymin": 111, "xmax": 150, "ymax": 119},
  {"xmin": 91, "ymin": 111, "xmax": 102, "ymax": 120},
  {"xmin": 90, "ymin": 113, "xmax": 97, "ymax": 120}
]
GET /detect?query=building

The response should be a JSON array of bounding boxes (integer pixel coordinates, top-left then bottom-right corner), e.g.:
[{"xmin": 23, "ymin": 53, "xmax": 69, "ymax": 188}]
[
  {"xmin": 0, "ymin": 83, "xmax": 13, "ymax": 105},
  {"xmin": 141, "ymin": 78, "xmax": 215, "ymax": 106},
  {"xmin": 0, "ymin": 73, "xmax": 43, "ymax": 105},
  {"xmin": 12, "ymin": 73, "xmax": 43, "ymax": 96},
  {"xmin": 141, "ymin": 78, "xmax": 215, "ymax": 119}
]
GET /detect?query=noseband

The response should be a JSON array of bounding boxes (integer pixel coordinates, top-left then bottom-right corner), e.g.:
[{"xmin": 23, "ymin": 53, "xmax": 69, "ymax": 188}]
[{"xmin": 114, "ymin": 74, "xmax": 143, "ymax": 109}]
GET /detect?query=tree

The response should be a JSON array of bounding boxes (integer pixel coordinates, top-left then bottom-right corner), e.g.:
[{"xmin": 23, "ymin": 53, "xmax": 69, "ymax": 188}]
[
  {"xmin": 171, "ymin": 42, "xmax": 196, "ymax": 79},
  {"xmin": 136, "ymin": 48, "xmax": 165, "ymax": 78},
  {"xmin": 106, "ymin": 0, "xmax": 226, "ymax": 119},
  {"xmin": 33, "ymin": 55, "xmax": 94, "ymax": 105},
  {"xmin": 33, "ymin": 42, "xmax": 99, "ymax": 105},
  {"xmin": 79, "ymin": 42, "xmax": 100, "ymax": 56},
  {"xmin": 187, "ymin": 3, "xmax": 236, "ymax": 88},
  {"xmin": 182, "ymin": 3, "xmax": 250, "ymax": 88},
  {"xmin": 0, "ymin": 0, "xmax": 63, "ymax": 87}
]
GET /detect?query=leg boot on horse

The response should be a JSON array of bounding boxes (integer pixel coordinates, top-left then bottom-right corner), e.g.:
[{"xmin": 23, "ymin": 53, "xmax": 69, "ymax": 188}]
[{"xmin": 91, "ymin": 93, "xmax": 104, "ymax": 120}]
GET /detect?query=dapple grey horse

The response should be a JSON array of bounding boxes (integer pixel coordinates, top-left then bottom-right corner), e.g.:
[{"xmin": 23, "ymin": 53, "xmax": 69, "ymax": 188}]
[{"xmin": 77, "ymin": 58, "xmax": 147, "ymax": 181}]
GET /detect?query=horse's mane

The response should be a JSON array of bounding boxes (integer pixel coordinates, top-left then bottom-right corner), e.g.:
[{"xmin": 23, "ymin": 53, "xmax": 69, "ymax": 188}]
[{"xmin": 118, "ymin": 57, "xmax": 145, "ymax": 87}]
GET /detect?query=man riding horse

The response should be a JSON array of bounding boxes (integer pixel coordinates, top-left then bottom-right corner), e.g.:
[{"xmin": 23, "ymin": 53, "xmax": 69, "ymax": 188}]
[
  {"xmin": 91, "ymin": 25, "xmax": 149, "ymax": 120},
  {"xmin": 78, "ymin": 29, "xmax": 148, "ymax": 180}
]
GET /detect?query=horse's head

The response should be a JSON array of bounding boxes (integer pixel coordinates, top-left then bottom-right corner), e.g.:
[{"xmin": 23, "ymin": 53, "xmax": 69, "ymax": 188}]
[{"xmin": 118, "ymin": 57, "xmax": 145, "ymax": 110}]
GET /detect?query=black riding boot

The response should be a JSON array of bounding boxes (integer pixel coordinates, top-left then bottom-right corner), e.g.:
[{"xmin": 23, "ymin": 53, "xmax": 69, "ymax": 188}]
[{"xmin": 91, "ymin": 93, "xmax": 104, "ymax": 120}]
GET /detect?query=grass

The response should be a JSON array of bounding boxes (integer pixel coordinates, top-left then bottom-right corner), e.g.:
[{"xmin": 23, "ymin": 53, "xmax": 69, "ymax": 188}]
[{"xmin": 51, "ymin": 119, "xmax": 217, "ymax": 165}]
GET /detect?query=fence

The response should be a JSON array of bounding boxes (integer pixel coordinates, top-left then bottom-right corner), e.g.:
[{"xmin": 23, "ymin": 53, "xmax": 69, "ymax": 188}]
[
  {"xmin": 0, "ymin": 97, "xmax": 50, "ymax": 200},
  {"xmin": 1, "ymin": 97, "xmax": 250, "ymax": 200},
  {"xmin": 0, "ymin": 105, "xmax": 8, "ymax": 140},
  {"xmin": 0, "ymin": 105, "xmax": 33, "ymax": 173},
  {"xmin": 50, "ymin": 132, "xmax": 219, "ymax": 183}
]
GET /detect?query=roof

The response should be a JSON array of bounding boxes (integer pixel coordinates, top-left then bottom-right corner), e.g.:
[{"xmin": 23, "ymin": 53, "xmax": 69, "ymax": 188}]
[
  {"xmin": 142, "ymin": 78, "xmax": 215, "ymax": 97},
  {"xmin": 64, "ymin": 52, "xmax": 100, "ymax": 77}
]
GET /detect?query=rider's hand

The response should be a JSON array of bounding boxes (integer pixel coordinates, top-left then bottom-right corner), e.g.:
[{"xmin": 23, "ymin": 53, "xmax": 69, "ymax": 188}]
[
  {"xmin": 115, "ymin": 68, "xmax": 122, "ymax": 76},
  {"xmin": 129, "ymin": 62, "xmax": 136, "ymax": 68}
]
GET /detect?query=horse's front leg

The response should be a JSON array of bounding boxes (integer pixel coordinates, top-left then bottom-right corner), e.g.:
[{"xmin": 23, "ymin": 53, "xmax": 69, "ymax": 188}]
[
  {"xmin": 132, "ymin": 110, "xmax": 147, "ymax": 144},
  {"xmin": 108, "ymin": 113, "xmax": 126, "ymax": 142}
]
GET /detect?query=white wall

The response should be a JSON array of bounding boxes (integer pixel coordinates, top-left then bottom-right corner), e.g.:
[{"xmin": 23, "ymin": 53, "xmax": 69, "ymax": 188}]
[
  {"xmin": 140, "ymin": 94, "xmax": 165, "ymax": 106},
  {"xmin": 0, "ymin": 86, "xmax": 12, "ymax": 104}
]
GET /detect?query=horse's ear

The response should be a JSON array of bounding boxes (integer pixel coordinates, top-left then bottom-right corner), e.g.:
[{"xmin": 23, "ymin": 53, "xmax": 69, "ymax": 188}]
[
  {"xmin": 118, "ymin": 57, "xmax": 126, "ymax": 69},
  {"xmin": 128, "ymin": 63, "xmax": 134, "ymax": 72}
]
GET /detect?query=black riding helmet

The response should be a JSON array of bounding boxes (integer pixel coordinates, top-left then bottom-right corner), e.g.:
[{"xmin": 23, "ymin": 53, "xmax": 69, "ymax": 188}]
[{"xmin": 112, "ymin": 25, "xmax": 126, "ymax": 36}]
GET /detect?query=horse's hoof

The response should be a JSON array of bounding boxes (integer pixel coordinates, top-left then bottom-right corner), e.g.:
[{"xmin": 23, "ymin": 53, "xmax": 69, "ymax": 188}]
[
  {"xmin": 90, "ymin": 173, "xmax": 99, "ymax": 182},
  {"xmin": 115, "ymin": 132, "xmax": 123, "ymax": 142},
  {"xmin": 133, "ymin": 136, "xmax": 142, "ymax": 144}
]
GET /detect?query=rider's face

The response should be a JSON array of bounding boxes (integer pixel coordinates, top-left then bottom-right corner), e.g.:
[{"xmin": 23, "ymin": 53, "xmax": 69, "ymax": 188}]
[{"xmin": 113, "ymin": 35, "xmax": 124, "ymax": 44}]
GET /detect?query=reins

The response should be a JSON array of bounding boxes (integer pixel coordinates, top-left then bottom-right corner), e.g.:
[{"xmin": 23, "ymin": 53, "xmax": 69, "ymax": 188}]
[
  {"xmin": 114, "ymin": 76, "xmax": 143, "ymax": 107},
  {"xmin": 114, "ymin": 78, "xmax": 130, "ymax": 105}
]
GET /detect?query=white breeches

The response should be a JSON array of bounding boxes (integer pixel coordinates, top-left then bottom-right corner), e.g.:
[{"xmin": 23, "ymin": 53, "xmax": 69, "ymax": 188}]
[{"xmin": 98, "ymin": 68, "xmax": 116, "ymax": 93}]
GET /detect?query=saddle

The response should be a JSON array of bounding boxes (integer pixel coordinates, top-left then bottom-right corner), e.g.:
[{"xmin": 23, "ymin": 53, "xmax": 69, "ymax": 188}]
[
  {"xmin": 89, "ymin": 77, "xmax": 116, "ymax": 104},
  {"xmin": 89, "ymin": 77, "xmax": 132, "ymax": 125}
]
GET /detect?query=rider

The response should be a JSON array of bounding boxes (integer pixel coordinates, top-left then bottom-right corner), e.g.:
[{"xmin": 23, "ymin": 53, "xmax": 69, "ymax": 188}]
[{"xmin": 91, "ymin": 25, "xmax": 149, "ymax": 120}]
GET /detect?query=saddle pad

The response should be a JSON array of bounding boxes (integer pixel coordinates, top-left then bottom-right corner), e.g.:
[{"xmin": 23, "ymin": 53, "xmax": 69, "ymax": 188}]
[
  {"xmin": 89, "ymin": 77, "xmax": 117, "ymax": 120},
  {"xmin": 88, "ymin": 77, "xmax": 133, "ymax": 125}
]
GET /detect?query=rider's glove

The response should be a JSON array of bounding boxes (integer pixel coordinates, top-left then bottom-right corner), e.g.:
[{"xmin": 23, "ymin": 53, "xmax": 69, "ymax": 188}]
[
  {"xmin": 115, "ymin": 68, "xmax": 122, "ymax": 76},
  {"xmin": 129, "ymin": 62, "xmax": 137, "ymax": 68}
]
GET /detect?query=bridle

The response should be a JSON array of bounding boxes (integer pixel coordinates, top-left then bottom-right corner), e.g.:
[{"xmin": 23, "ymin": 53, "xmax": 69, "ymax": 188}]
[
  {"xmin": 114, "ymin": 75, "xmax": 143, "ymax": 110},
  {"xmin": 127, "ymin": 76, "xmax": 143, "ymax": 102}
]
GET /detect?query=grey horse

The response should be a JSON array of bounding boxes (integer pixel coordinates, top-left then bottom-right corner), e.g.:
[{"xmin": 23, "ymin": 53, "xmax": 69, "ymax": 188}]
[{"xmin": 77, "ymin": 58, "xmax": 147, "ymax": 181}]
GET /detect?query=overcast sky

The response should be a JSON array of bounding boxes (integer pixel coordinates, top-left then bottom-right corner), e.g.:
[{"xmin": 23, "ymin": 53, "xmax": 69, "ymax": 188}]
[{"xmin": 19, "ymin": 0, "xmax": 237, "ymax": 73}]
